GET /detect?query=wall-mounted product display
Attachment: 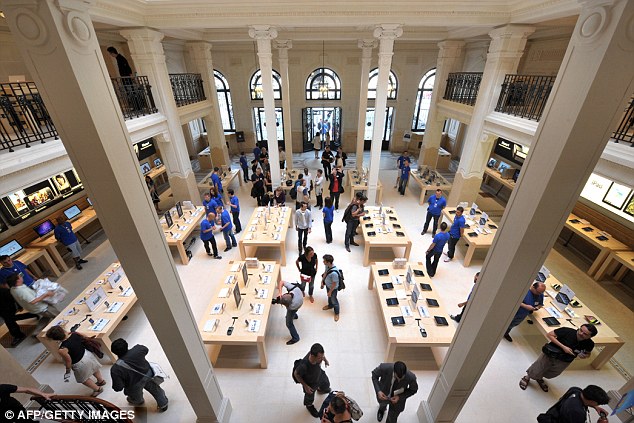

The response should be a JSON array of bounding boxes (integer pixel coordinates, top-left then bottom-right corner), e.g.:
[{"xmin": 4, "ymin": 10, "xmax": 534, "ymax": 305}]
[
  {"xmin": 133, "ymin": 138, "xmax": 156, "ymax": 161},
  {"xmin": 580, "ymin": 173, "xmax": 634, "ymax": 223},
  {"xmin": 493, "ymin": 138, "xmax": 529, "ymax": 166},
  {"xmin": 0, "ymin": 168, "xmax": 83, "ymax": 225}
]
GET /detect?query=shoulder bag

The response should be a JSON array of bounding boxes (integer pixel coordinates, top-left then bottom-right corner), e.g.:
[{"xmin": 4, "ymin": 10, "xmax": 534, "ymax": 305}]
[{"xmin": 116, "ymin": 359, "xmax": 168, "ymax": 385}]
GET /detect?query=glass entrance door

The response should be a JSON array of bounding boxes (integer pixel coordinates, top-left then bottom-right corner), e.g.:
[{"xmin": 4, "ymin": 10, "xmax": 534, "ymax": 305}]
[
  {"xmin": 302, "ymin": 107, "xmax": 342, "ymax": 152},
  {"xmin": 364, "ymin": 107, "xmax": 393, "ymax": 151}
]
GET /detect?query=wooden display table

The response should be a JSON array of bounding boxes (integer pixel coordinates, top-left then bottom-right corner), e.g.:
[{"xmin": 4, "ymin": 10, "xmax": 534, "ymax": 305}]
[
  {"xmin": 198, "ymin": 147, "xmax": 212, "ymax": 170},
  {"xmin": 360, "ymin": 206, "xmax": 412, "ymax": 266},
  {"xmin": 593, "ymin": 250, "xmax": 634, "ymax": 282},
  {"xmin": 37, "ymin": 262, "xmax": 138, "ymax": 363},
  {"xmin": 483, "ymin": 167, "xmax": 516, "ymax": 196},
  {"xmin": 161, "ymin": 206, "xmax": 206, "ymax": 265},
  {"xmin": 436, "ymin": 147, "xmax": 452, "ymax": 170},
  {"xmin": 409, "ymin": 166, "xmax": 452, "ymax": 205},
  {"xmin": 197, "ymin": 169, "xmax": 242, "ymax": 202},
  {"xmin": 145, "ymin": 165, "xmax": 168, "ymax": 186},
  {"xmin": 347, "ymin": 170, "xmax": 383, "ymax": 203},
  {"xmin": 239, "ymin": 206, "xmax": 292, "ymax": 266},
  {"xmin": 198, "ymin": 260, "xmax": 281, "ymax": 368},
  {"xmin": 441, "ymin": 207, "xmax": 500, "ymax": 267},
  {"xmin": 562, "ymin": 213, "xmax": 630, "ymax": 276},
  {"xmin": 532, "ymin": 273, "xmax": 624, "ymax": 370},
  {"xmin": 15, "ymin": 248, "xmax": 61, "ymax": 278},
  {"xmin": 30, "ymin": 208, "xmax": 101, "ymax": 272},
  {"xmin": 368, "ymin": 262, "xmax": 456, "ymax": 365}
]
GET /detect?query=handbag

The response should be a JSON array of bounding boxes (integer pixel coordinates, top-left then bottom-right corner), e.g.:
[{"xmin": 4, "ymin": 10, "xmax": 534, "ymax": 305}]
[
  {"xmin": 81, "ymin": 336, "xmax": 104, "ymax": 359},
  {"xmin": 541, "ymin": 343, "xmax": 563, "ymax": 360},
  {"xmin": 116, "ymin": 359, "xmax": 168, "ymax": 385}
]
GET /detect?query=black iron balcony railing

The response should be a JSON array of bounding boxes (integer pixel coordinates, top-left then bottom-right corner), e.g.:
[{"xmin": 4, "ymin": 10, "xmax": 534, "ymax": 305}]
[
  {"xmin": 495, "ymin": 74, "xmax": 556, "ymax": 121},
  {"xmin": 111, "ymin": 76, "xmax": 158, "ymax": 120},
  {"xmin": 612, "ymin": 96, "xmax": 633, "ymax": 146},
  {"xmin": 169, "ymin": 73, "xmax": 206, "ymax": 107},
  {"xmin": 32, "ymin": 394, "xmax": 134, "ymax": 422},
  {"xmin": 0, "ymin": 82, "xmax": 58, "ymax": 152},
  {"xmin": 443, "ymin": 72, "xmax": 483, "ymax": 106}
]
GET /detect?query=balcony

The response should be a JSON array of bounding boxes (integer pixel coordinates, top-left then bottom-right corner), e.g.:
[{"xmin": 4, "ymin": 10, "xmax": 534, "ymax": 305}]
[
  {"xmin": 0, "ymin": 82, "xmax": 58, "ymax": 152},
  {"xmin": 111, "ymin": 76, "xmax": 158, "ymax": 120},
  {"xmin": 612, "ymin": 95, "xmax": 633, "ymax": 146},
  {"xmin": 495, "ymin": 74, "xmax": 556, "ymax": 121},
  {"xmin": 169, "ymin": 73, "xmax": 206, "ymax": 107},
  {"xmin": 443, "ymin": 72, "xmax": 483, "ymax": 106}
]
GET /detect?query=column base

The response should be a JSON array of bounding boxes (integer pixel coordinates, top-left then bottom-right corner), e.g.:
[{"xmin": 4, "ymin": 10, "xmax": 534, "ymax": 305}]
[
  {"xmin": 420, "ymin": 146, "xmax": 439, "ymax": 168},
  {"xmin": 169, "ymin": 171, "xmax": 201, "ymax": 205},
  {"xmin": 417, "ymin": 399, "xmax": 435, "ymax": 423},
  {"xmin": 196, "ymin": 397, "xmax": 232, "ymax": 423},
  {"xmin": 447, "ymin": 171, "xmax": 482, "ymax": 206}
]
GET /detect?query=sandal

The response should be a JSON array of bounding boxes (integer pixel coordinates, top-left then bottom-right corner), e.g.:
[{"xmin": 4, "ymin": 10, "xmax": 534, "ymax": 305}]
[
  {"xmin": 519, "ymin": 376, "xmax": 529, "ymax": 390},
  {"xmin": 96, "ymin": 380, "xmax": 106, "ymax": 387},
  {"xmin": 537, "ymin": 379, "xmax": 549, "ymax": 392},
  {"xmin": 91, "ymin": 387, "xmax": 103, "ymax": 397}
]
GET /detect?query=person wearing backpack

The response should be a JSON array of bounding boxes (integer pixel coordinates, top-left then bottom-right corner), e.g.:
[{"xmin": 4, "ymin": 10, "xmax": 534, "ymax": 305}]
[
  {"xmin": 344, "ymin": 193, "xmax": 367, "ymax": 252},
  {"xmin": 537, "ymin": 385, "xmax": 609, "ymax": 423},
  {"xmin": 293, "ymin": 342, "xmax": 332, "ymax": 418},
  {"xmin": 319, "ymin": 391, "xmax": 363, "ymax": 422},
  {"xmin": 371, "ymin": 361, "xmax": 418, "ymax": 422},
  {"xmin": 321, "ymin": 254, "xmax": 341, "ymax": 322},
  {"xmin": 275, "ymin": 279, "xmax": 304, "ymax": 345}
]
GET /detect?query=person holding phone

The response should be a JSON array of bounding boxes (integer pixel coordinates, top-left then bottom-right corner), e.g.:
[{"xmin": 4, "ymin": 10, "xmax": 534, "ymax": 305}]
[
  {"xmin": 371, "ymin": 361, "xmax": 418, "ymax": 422},
  {"xmin": 503, "ymin": 281, "xmax": 546, "ymax": 342}
]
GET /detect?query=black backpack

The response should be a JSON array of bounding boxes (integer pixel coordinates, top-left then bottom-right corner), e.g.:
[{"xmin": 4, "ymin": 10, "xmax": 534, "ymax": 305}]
[
  {"xmin": 290, "ymin": 180, "xmax": 301, "ymax": 200},
  {"xmin": 326, "ymin": 268, "xmax": 345, "ymax": 291},
  {"xmin": 342, "ymin": 203, "xmax": 354, "ymax": 223},
  {"xmin": 292, "ymin": 357, "xmax": 304, "ymax": 383},
  {"xmin": 537, "ymin": 387, "xmax": 582, "ymax": 423}
]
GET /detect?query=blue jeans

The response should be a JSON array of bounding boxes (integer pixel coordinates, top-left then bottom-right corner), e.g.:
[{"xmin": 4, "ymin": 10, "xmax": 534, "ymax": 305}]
[
  {"xmin": 223, "ymin": 230, "xmax": 237, "ymax": 248},
  {"xmin": 125, "ymin": 377, "xmax": 168, "ymax": 408},
  {"xmin": 505, "ymin": 313, "xmax": 528, "ymax": 336},
  {"xmin": 285, "ymin": 308, "xmax": 300, "ymax": 342},
  {"xmin": 327, "ymin": 289, "xmax": 339, "ymax": 315}
]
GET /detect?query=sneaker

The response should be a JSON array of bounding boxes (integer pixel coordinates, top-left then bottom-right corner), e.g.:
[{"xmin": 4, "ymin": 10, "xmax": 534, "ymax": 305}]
[
  {"xmin": 527, "ymin": 319, "xmax": 534, "ymax": 325},
  {"xmin": 443, "ymin": 258, "xmax": 452, "ymax": 263},
  {"xmin": 214, "ymin": 255, "xmax": 222, "ymax": 260},
  {"xmin": 306, "ymin": 405, "xmax": 320, "ymax": 418},
  {"xmin": 503, "ymin": 333, "xmax": 513, "ymax": 342},
  {"xmin": 334, "ymin": 314, "xmax": 339, "ymax": 322},
  {"xmin": 232, "ymin": 243, "xmax": 237, "ymax": 247},
  {"xmin": 126, "ymin": 396, "xmax": 145, "ymax": 406},
  {"xmin": 224, "ymin": 247, "xmax": 231, "ymax": 252},
  {"xmin": 350, "ymin": 241, "xmax": 359, "ymax": 246},
  {"xmin": 158, "ymin": 403, "xmax": 169, "ymax": 412},
  {"xmin": 207, "ymin": 253, "xmax": 214, "ymax": 256},
  {"xmin": 286, "ymin": 339, "xmax": 299, "ymax": 345},
  {"xmin": 450, "ymin": 315, "xmax": 459, "ymax": 322},
  {"xmin": 345, "ymin": 247, "xmax": 351, "ymax": 252},
  {"xmin": 76, "ymin": 264, "xmax": 83, "ymax": 270},
  {"xmin": 79, "ymin": 259, "xmax": 88, "ymax": 264}
]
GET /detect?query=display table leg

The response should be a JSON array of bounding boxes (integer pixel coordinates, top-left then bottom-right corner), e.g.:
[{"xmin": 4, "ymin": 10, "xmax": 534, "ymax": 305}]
[
  {"xmin": 386, "ymin": 342, "xmax": 397, "ymax": 362},
  {"xmin": 593, "ymin": 253, "xmax": 616, "ymax": 281},
  {"xmin": 588, "ymin": 249, "xmax": 610, "ymax": 276},
  {"xmin": 99, "ymin": 335, "xmax": 116, "ymax": 364},
  {"xmin": 209, "ymin": 344, "xmax": 222, "ymax": 365},
  {"xmin": 368, "ymin": 272, "xmax": 374, "ymax": 290},
  {"xmin": 37, "ymin": 334, "xmax": 62, "ymax": 362},
  {"xmin": 463, "ymin": 244, "xmax": 476, "ymax": 267},
  {"xmin": 363, "ymin": 245, "xmax": 371, "ymax": 267},
  {"xmin": 40, "ymin": 252, "xmax": 62, "ymax": 277},
  {"xmin": 280, "ymin": 241, "xmax": 286, "ymax": 266},
  {"xmin": 239, "ymin": 241, "xmax": 247, "ymax": 260},
  {"xmin": 175, "ymin": 242, "xmax": 189, "ymax": 265},
  {"xmin": 404, "ymin": 241, "xmax": 412, "ymax": 261},
  {"xmin": 378, "ymin": 187, "xmax": 383, "ymax": 203},
  {"xmin": 614, "ymin": 264, "xmax": 629, "ymax": 282},
  {"xmin": 47, "ymin": 245, "xmax": 69, "ymax": 272},
  {"xmin": 591, "ymin": 343, "xmax": 624, "ymax": 370},
  {"xmin": 257, "ymin": 338, "xmax": 268, "ymax": 369}
]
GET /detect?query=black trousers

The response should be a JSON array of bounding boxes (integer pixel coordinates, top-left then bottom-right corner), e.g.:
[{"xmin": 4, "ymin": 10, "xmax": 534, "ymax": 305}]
[
  {"xmin": 322, "ymin": 162, "xmax": 331, "ymax": 179},
  {"xmin": 423, "ymin": 211, "xmax": 441, "ymax": 235},
  {"xmin": 297, "ymin": 228, "xmax": 309, "ymax": 253},
  {"xmin": 447, "ymin": 235, "xmax": 460, "ymax": 259},
  {"xmin": 324, "ymin": 221, "xmax": 333, "ymax": 243},
  {"xmin": 231, "ymin": 211, "xmax": 242, "ymax": 233},
  {"xmin": 426, "ymin": 250, "xmax": 442, "ymax": 277},
  {"xmin": 316, "ymin": 193, "xmax": 323, "ymax": 208},
  {"xmin": 331, "ymin": 192, "xmax": 341, "ymax": 209},
  {"xmin": 0, "ymin": 310, "xmax": 39, "ymax": 338},
  {"xmin": 203, "ymin": 237, "xmax": 219, "ymax": 256},
  {"xmin": 303, "ymin": 372, "xmax": 330, "ymax": 406}
]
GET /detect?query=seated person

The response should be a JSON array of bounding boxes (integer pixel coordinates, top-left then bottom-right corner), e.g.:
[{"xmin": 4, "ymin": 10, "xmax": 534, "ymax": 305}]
[{"xmin": 273, "ymin": 186, "xmax": 286, "ymax": 207}]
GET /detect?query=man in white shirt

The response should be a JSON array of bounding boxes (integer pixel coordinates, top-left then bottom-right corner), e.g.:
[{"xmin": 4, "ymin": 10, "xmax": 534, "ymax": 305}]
[
  {"xmin": 314, "ymin": 169, "xmax": 324, "ymax": 209},
  {"xmin": 6, "ymin": 273, "xmax": 60, "ymax": 318},
  {"xmin": 295, "ymin": 202, "xmax": 312, "ymax": 254}
]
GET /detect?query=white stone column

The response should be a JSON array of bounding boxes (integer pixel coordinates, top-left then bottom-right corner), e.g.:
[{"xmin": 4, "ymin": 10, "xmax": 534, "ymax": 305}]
[
  {"xmin": 1, "ymin": 1, "xmax": 231, "ymax": 421},
  {"xmin": 418, "ymin": 1, "xmax": 634, "ymax": 422},
  {"xmin": 418, "ymin": 40, "xmax": 465, "ymax": 168},
  {"xmin": 275, "ymin": 40, "xmax": 293, "ymax": 171},
  {"xmin": 119, "ymin": 28, "xmax": 200, "ymax": 204},
  {"xmin": 249, "ymin": 26, "xmax": 281, "ymax": 187},
  {"xmin": 356, "ymin": 39, "xmax": 376, "ymax": 171},
  {"xmin": 447, "ymin": 25, "xmax": 535, "ymax": 206},
  {"xmin": 368, "ymin": 25, "xmax": 402, "ymax": 204},
  {"xmin": 186, "ymin": 41, "xmax": 231, "ymax": 167}
]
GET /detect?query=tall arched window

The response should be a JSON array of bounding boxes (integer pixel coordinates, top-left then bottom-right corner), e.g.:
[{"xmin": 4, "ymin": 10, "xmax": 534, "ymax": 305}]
[
  {"xmin": 214, "ymin": 70, "xmax": 235, "ymax": 132},
  {"xmin": 305, "ymin": 68, "xmax": 341, "ymax": 100},
  {"xmin": 250, "ymin": 69, "xmax": 282, "ymax": 100},
  {"xmin": 412, "ymin": 68, "xmax": 436, "ymax": 131},
  {"xmin": 368, "ymin": 68, "xmax": 398, "ymax": 100}
]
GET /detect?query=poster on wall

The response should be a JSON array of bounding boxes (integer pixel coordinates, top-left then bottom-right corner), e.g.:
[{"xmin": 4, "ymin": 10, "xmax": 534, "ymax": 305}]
[
  {"xmin": 602, "ymin": 182, "xmax": 631, "ymax": 210},
  {"xmin": 493, "ymin": 138, "xmax": 529, "ymax": 166},
  {"xmin": 623, "ymin": 193, "xmax": 634, "ymax": 217},
  {"xmin": 133, "ymin": 138, "xmax": 156, "ymax": 161}
]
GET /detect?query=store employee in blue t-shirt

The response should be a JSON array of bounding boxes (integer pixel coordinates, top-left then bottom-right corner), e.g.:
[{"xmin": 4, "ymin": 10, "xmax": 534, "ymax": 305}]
[
  {"xmin": 200, "ymin": 212, "xmax": 221, "ymax": 259},
  {"xmin": 211, "ymin": 167, "xmax": 223, "ymax": 193},
  {"xmin": 54, "ymin": 217, "xmax": 88, "ymax": 270},
  {"xmin": 444, "ymin": 206, "xmax": 466, "ymax": 262},
  {"xmin": 0, "ymin": 256, "xmax": 35, "ymax": 287},
  {"xmin": 425, "ymin": 222, "xmax": 450, "ymax": 277},
  {"xmin": 504, "ymin": 281, "xmax": 546, "ymax": 342},
  {"xmin": 422, "ymin": 189, "xmax": 447, "ymax": 236},
  {"xmin": 398, "ymin": 160, "xmax": 411, "ymax": 196}
]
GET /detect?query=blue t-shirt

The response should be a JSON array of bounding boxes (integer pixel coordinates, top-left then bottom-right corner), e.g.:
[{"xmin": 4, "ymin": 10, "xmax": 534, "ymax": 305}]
[
  {"xmin": 322, "ymin": 205, "xmax": 334, "ymax": 223},
  {"xmin": 400, "ymin": 165, "xmax": 410, "ymax": 180},
  {"xmin": 220, "ymin": 210, "xmax": 232, "ymax": 232},
  {"xmin": 253, "ymin": 147, "xmax": 261, "ymax": 161},
  {"xmin": 240, "ymin": 156, "xmax": 248, "ymax": 168},
  {"xmin": 202, "ymin": 199, "xmax": 214, "ymax": 214},
  {"xmin": 515, "ymin": 289, "xmax": 545, "ymax": 320},
  {"xmin": 54, "ymin": 222, "xmax": 78, "ymax": 246},
  {"xmin": 0, "ymin": 261, "xmax": 34, "ymax": 287},
  {"xmin": 450, "ymin": 214, "xmax": 466, "ymax": 238},
  {"xmin": 211, "ymin": 173, "xmax": 222, "ymax": 192},
  {"xmin": 200, "ymin": 219, "xmax": 215, "ymax": 241},
  {"xmin": 210, "ymin": 196, "xmax": 223, "ymax": 210},
  {"xmin": 432, "ymin": 232, "xmax": 450, "ymax": 253},
  {"xmin": 427, "ymin": 195, "xmax": 447, "ymax": 216},
  {"xmin": 230, "ymin": 196, "xmax": 240, "ymax": 213},
  {"xmin": 397, "ymin": 155, "xmax": 409, "ymax": 169}
]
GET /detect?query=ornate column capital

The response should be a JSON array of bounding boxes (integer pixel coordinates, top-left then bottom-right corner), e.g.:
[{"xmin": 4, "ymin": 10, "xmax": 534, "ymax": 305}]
[
  {"xmin": 437, "ymin": 40, "xmax": 466, "ymax": 58},
  {"xmin": 273, "ymin": 39, "xmax": 292, "ymax": 50},
  {"xmin": 373, "ymin": 24, "xmax": 403, "ymax": 40},
  {"xmin": 248, "ymin": 25, "xmax": 278, "ymax": 40},
  {"xmin": 358, "ymin": 39, "xmax": 378, "ymax": 50}
]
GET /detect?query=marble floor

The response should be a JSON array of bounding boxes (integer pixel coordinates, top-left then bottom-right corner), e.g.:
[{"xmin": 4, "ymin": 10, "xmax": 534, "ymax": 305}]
[{"xmin": 7, "ymin": 151, "xmax": 632, "ymax": 423}]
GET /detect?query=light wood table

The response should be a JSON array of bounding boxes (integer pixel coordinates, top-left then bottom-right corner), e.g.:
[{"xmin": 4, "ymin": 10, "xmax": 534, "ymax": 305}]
[
  {"xmin": 239, "ymin": 206, "xmax": 292, "ymax": 266},
  {"xmin": 593, "ymin": 250, "xmax": 634, "ymax": 282},
  {"xmin": 436, "ymin": 147, "xmax": 452, "ymax": 170},
  {"xmin": 15, "ymin": 248, "xmax": 61, "ymax": 278},
  {"xmin": 409, "ymin": 166, "xmax": 452, "ymax": 205},
  {"xmin": 37, "ymin": 262, "xmax": 138, "ymax": 363},
  {"xmin": 483, "ymin": 167, "xmax": 516, "ymax": 195},
  {"xmin": 441, "ymin": 207, "xmax": 500, "ymax": 267},
  {"xmin": 197, "ymin": 169, "xmax": 242, "ymax": 202},
  {"xmin": 360, "ymin": 206, "xmax": 412, "ymax": 267},
  {"xmin": 198, "ymin": 260, "xmax": 281, "ymax": 369},
  {"xmin": 562, "ymin": 213, "xmax": 630, "ymax": 276},
  {"xmin": 368, "ymin": 262, "xmax": 456, "ymax": 364},
  {"xmin": 161, "ymin": 206, "xmax": 206, "ymax": 265},
  {"xmin": 533, "ymin": 274, "xmax": 624, "ymax": 370},
  {"xmin": 347, "ymin": 171, "xmax": 383, "ymax": 203},
  {"xmin": 146, "ymin": 164, "xmax": 168, "ymax": 186},
  {"xmin": 30, "ymin": 208, "xmax": 101, "ymax": 272}
]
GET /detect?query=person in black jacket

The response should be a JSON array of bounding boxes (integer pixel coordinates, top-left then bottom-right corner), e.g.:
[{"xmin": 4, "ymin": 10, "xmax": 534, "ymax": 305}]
[
  {"xmin": 371, "ymin": 361, "xmax": 418, "ymax": 422},
  {"xmin": 107, "ymin": 47, "xmax": 132, "ymax": 77},
  {"xmin": 539, "ymin": 385, "xmax": 609, "ymax": 423},
  {"xmin": 111, "ymin": 338, "xmax": 168, "ymax": 412}
]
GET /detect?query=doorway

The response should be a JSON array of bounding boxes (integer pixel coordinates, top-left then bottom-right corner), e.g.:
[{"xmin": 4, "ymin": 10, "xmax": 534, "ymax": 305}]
[
  {"xmin": 364, "ymin": 107, "xmax": 394, "ymax": 151},
  {"xmin": 302, "ymin": 107, "xmax": 342, "ymax": 152}
]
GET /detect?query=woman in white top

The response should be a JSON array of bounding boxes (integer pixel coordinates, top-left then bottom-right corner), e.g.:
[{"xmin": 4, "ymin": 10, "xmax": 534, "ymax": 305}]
[
  {"xmin": 303, "ymin": 167, "xmax": 313, "ymax": 197},
  {"xmin": 314, "ymin": 169, "xmax": 324, "ymax": 209},
  {"xmin": 312, "ymin": 133, "xmax": 321, "ymax": 159}
]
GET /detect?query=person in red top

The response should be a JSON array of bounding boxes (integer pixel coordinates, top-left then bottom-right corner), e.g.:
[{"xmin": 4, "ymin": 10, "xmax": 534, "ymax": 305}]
[{"xmin": 328, "ymin": 166, "xmax": 345, "ymax": 210}]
